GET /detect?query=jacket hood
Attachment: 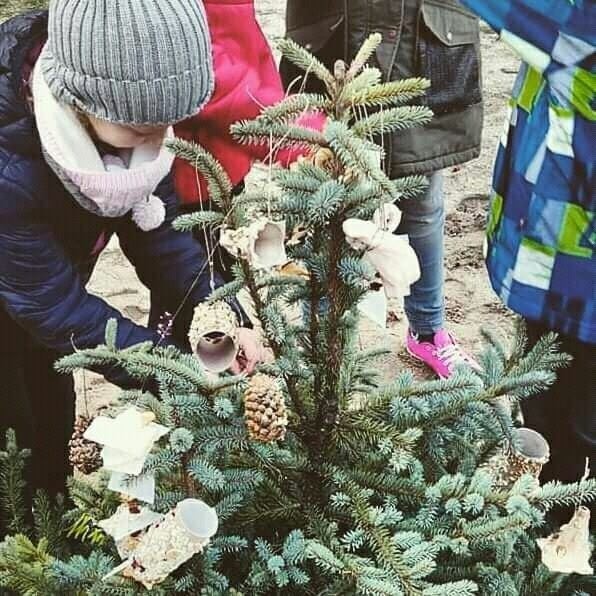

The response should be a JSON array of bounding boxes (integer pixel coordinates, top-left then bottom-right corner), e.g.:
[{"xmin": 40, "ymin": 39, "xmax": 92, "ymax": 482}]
[{"xmin": 0, "ymin": 10, "xmax": 47, "ymax": 158}]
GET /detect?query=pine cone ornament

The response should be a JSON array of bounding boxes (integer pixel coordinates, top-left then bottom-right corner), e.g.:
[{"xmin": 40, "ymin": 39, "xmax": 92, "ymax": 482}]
[
  {"xmin": 244, "ymin": 374, "xmax": 288, "ymax": 443},
  {"xmin": 69, "ymin": 416, "xmax": 102, "ymax": 474}
]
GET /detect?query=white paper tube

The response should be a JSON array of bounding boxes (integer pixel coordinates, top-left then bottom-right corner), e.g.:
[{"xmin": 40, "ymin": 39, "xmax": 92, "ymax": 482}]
[
  {"xmin": 513, "ymin": 427, "xmax": 550, "ymax": 462},
  {"xmin": 196, "ymin": 333, "xmax": 238, "ymax": 373},
  {"xmin": 177, "ymin": 499, "xmax": 219, "ymax": 540}
]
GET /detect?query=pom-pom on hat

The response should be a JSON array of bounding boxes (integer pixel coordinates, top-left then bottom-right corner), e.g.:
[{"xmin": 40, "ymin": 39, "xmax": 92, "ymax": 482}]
[{"xmin": 40, "ymin": 0, "xmax": 214, "ymax": 125}]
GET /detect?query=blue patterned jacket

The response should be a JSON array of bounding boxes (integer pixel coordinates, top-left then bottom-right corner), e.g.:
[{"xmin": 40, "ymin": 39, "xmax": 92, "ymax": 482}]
[{"xmin": 461, "ymin": 0, "xmax": 595, "ymax": 343}]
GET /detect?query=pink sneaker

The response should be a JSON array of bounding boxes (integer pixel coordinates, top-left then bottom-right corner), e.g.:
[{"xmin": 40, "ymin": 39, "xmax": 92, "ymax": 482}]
[{"xmin": 406, "ymin": 329, "xmax": 481, "ymax": 379}]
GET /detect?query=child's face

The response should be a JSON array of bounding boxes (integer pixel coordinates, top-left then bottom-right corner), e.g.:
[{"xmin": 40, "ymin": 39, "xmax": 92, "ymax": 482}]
[{"xmin": 86, "ymin": 114, "xmax": 168, "ymax": 149}]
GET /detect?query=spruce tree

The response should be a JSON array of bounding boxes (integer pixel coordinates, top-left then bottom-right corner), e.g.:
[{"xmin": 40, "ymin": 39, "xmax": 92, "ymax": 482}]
[{"xmin": 0, "ymin": 35, "xmax": 594, "ymax": 596}]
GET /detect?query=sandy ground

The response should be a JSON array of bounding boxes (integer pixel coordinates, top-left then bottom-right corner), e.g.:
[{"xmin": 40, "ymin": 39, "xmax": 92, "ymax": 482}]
[{"xmin": 72, "ymin": 5, "xmax": 520, "ymax": 410}]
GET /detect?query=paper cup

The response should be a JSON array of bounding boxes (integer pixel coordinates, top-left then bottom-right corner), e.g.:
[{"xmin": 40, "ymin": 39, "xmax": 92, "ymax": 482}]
[{"xmin": 177, "ymin": 498, "xmax": 219, "ymax": 540}]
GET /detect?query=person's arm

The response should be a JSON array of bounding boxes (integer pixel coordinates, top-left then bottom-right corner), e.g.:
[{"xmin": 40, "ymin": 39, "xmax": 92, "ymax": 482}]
[
  {"xmin": 461, "ymin": 0, "xmax": 594, "ymax": 118},
  {"xmin": 460, "ymin": 0, "xmax": 595, "ymax": 72},
  {"xmin": 118, "ymin": 182, "xmax": 263, "ymax": 372},
  {"xmin": 0, "ymin": 179, "xmax": 160, "ymax": 384},
  {"xmin": 117, "ymin": 181, "xmax": 249, "ymax": 328}
]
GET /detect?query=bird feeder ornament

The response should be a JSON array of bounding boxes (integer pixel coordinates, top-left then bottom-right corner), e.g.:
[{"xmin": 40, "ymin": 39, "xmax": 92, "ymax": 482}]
[
  {"xmin": 342, "ymin": 218, "xmax": 420, "ymax": 299},
  {"xmin": 108, "ymin": 472, "xmax": 156, "ymax": 505},
  {"xmin": 483, "ymin": 427, "xmax": 550, "ymax": 488},
  {"xmin": 313, "ymin": 147, "xmax": 337, "ymax": 172},
  {"xmin": 505, "ymin": 427, "xmax": 550, "ymax": 480},
  {"xmin": 537, "ymin": 507, "xmax": 593, "ymax": 575},
  {"xmin": 122, "ymin": 499, "xmax": 219, "ymax": 589},
  {"xmin": 278, "ymin": 260, "xmax": 310, "ymax": 280},
  {"xmin": 188, "ymin": 301, "xmax": 239, "ymax": 373},
  {"xmin": 98, "ymin": 501, "xmax": 163, "ymax": 560},
  {"xmin": 220, "ymin": 218, "xmax": 287, "ymax": 270}
]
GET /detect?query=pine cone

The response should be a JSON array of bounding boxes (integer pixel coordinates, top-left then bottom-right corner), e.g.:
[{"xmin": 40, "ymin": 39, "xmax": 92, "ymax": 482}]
[
  {"xmin": 244, "ymin": 374, "xmax": 288, "ymax": 443},
  {"xmin": 69, "ymin": 416, "xmax": 102, "ymax": 475}
]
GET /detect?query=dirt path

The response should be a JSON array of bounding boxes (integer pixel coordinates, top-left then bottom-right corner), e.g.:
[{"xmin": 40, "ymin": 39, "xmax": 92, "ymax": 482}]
[{"xmin": 77, "ymin": 6, "xmax": 520, "ymax": 409}]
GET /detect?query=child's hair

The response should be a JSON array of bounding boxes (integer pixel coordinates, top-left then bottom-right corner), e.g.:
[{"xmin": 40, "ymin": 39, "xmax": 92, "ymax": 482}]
[
  {"xmin": 73, "ymin": 109, "xmax": 92, "ymax": 133},
  {"xmin": 72, "ymin": 108, "xmax": 107, "ymax": 148}
]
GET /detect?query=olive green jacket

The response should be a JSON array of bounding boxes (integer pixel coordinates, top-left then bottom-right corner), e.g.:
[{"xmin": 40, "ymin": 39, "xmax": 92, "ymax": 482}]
[{"xmin": 282, "ymin": 0, "xmax": 483, "ymax": 177}]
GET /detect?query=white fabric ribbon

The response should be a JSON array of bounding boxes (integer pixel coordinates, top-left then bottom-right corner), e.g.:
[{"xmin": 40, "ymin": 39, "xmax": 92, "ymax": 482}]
[{"xmin": 343, "ymin": 217, "xmax": 420, "ymax": 298}]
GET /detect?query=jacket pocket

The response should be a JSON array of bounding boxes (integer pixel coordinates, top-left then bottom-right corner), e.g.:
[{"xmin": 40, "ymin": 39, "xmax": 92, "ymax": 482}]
[{"xmin": 418, "ymin": 0, "xmax": 481, "ymax": 115}]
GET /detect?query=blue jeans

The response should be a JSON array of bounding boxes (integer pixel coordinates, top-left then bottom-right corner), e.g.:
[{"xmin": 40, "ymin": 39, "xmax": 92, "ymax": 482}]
[{"xmin": 396, "ymin": 171, "xmax": 445, "ymax": 336}]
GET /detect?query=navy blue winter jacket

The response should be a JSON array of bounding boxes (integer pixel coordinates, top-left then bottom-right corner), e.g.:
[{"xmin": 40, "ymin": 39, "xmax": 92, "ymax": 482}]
[{"xmin": 0, "ymin": 12, "xmax": 236, "ymax": 370}]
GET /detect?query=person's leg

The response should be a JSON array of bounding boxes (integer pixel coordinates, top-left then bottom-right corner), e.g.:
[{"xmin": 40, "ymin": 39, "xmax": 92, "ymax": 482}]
[
  {"xmin": 569, "ymin": 342, "xmax": 596, "ymax": 476},
  {"xmin": 398, "ymin": 171, "xmax": 445, "ymax": 336},
  {"xmin": 399, "ymin": 172, "xmax": 479, "ymax": 378},
  {"xmin": 0, "ymin": 314, "xmax": 38, "ymax": 535},
  {"xmin": 25, "ymin": 346, "xmax": 76, "ymax": 497},
  {"xmin": 0, "ymin": 308, "xmax": 35, "ymax": 460},
  {"xmin": 0, "ymin": 350, "xmax": 35, "ymax": 461},
  {"xmin": 522, "ymin": 321, "xmax": 596, "ymax": 485}
]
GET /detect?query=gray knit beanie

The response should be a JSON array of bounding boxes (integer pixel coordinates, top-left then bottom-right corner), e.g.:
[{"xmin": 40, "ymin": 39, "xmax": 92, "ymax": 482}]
[{"xmin": 40, "ymin": 0, "xmax": 214, "ymax": 125}]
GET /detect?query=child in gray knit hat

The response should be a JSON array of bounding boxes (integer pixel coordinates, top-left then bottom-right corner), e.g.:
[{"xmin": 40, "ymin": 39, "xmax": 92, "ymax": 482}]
[
  {"xmin": 42, "ymin": 0, "xmax": 214, "ymax": 126},
  {"xmin": 0, "ymin": 0, "xmax": 264, "ymax": 500},
  {"xmin": 34, "ymin": 0, "xmax": 216, "ymax": 231}
]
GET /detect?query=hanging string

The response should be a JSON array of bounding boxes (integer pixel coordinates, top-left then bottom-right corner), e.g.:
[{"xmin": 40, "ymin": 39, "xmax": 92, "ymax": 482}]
[
  {"xmin": 245, "ymin": 75, "xmax": 318, "ymax": 217},
  {"xmin": 378, "ymin": 102, "xmax": 388, "ymax": 231},
  {"xmin": 267, "ymin": 130, "xmax": 274, "ymax": 219},
  {"xmin": 286, "ymin": 55, "xmax": 319, "ymax": 98},
  {"xmin": 151, "ymin": 52, "xmax": 324, "ymax": 352},
  {"xmin": 194, "ymin": 154, "xmax": 216, "ymax": 293},
  {"xmin": 71, "ymin": 334, "xmax": 90, "ymax": 418},
  {"xmin": 245, "ymin": 86, "xmax": 268, "ymax": 112},
  {"xmin": 151, "ymin": 202, "xmax": 236, "ymax": 353},
  {"xmin": 355, "ymin": 99, "xmax": 385, "ymax": 249}
]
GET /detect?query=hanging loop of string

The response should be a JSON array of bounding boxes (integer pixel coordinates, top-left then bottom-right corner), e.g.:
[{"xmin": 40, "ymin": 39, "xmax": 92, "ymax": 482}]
[
  {"xmin": 150, "ymin": 53, "xmax": 324, "ymax": 361},
  {"xmin": 193, "ymin": 154, "xmax": 216, "ymax": 293},
  {"xmin": 70, "ymin": 333, "xmax": 90, "ymax": 418}
]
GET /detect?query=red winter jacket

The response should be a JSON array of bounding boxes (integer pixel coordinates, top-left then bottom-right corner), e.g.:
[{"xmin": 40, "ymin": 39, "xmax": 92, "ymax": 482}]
[{"xmin": 173, "ymin": 0, "xmax": 323, "ymax": 204}]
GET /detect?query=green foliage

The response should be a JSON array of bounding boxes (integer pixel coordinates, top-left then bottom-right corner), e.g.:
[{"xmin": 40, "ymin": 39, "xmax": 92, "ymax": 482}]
[
  {"xmin": 32, "ymin": 491, "xmax": 68, "ymax": 557},
  {"xmin": 348, "ymin": 78, "xmax": 431, "ymax": 109},
  {"xmin": 0, "ymin": 535, "xmax": 56, "ymax": 595},
  {"xmin": 276, "ymin": 38, "xmax": 335, "ymax": 90},
  {"xmin": 258, "ymin": 94, "xmax": 329, "ymax": 125},
  {"xmin": 67, "ymin": 512, "xmax": 106, "ymax": 548},
  {"xmin": 167, "ymin": 138, "xmax": 233, "ymax": 210},
  {"xmin": 231, "ymin": 119, "xmax": 327, "ymax": 151},
  {"xmin": 0, "ymin": 430, "xmax": 31, "ymax": 536},
  {"xmin": 1, "ymin": 34, "xmax": 594, "ymax": 596},
  {"xmin": 173, "ymin": 210, "xmax": 225, "ymax": 233},
  {"xmin": 352, "ymin": 105, "xmax": 433, "ymax": 137}
]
